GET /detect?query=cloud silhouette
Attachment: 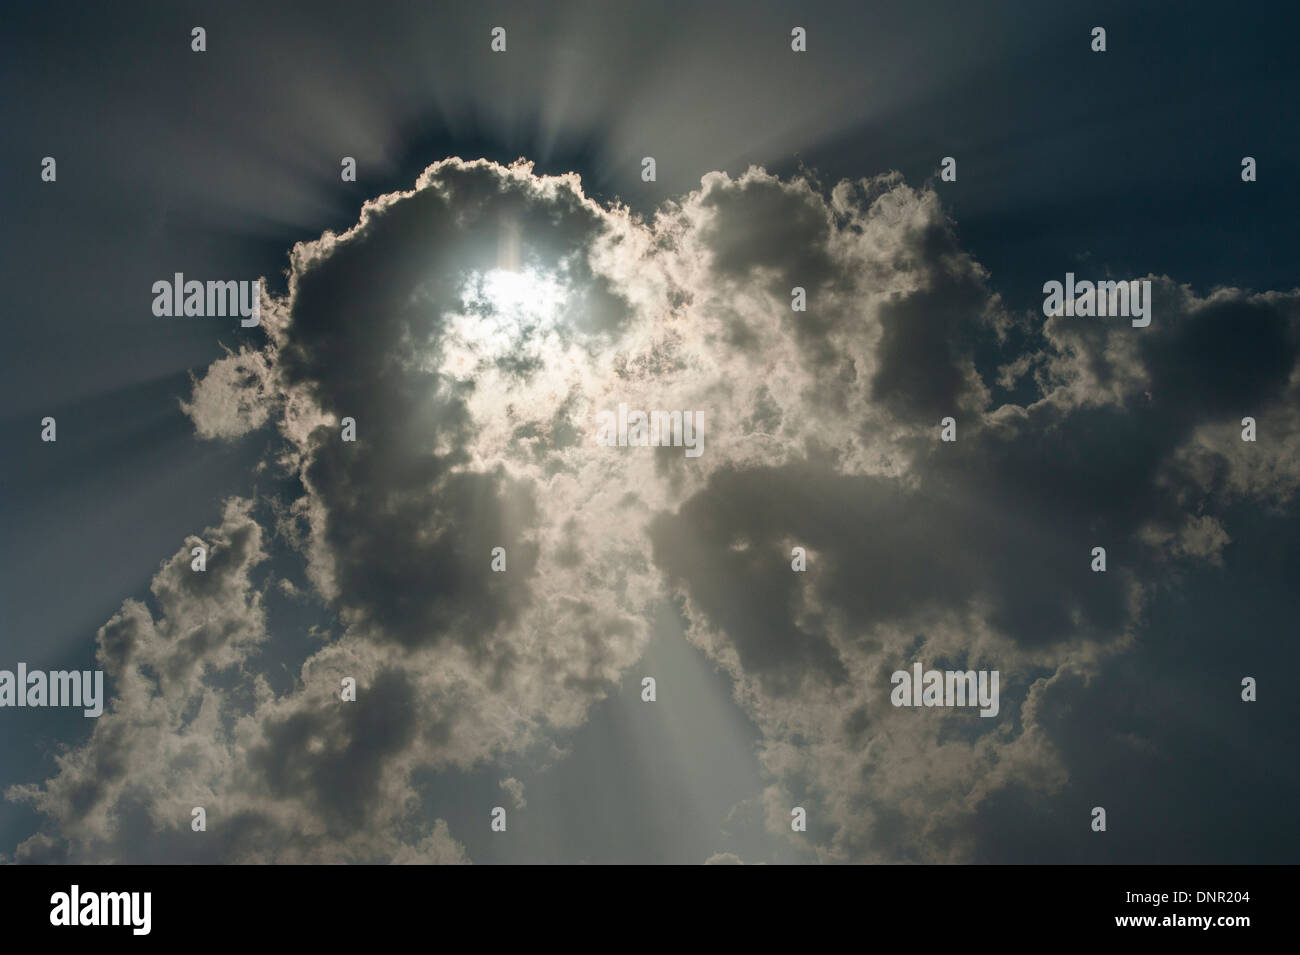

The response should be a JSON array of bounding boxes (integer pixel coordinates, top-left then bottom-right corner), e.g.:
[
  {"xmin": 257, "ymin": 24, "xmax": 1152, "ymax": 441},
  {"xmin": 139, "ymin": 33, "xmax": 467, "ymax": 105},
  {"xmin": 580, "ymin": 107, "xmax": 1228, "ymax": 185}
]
[{"xmin": 11, "ymin": 157, "xmax": 1300, "ymax": 863}]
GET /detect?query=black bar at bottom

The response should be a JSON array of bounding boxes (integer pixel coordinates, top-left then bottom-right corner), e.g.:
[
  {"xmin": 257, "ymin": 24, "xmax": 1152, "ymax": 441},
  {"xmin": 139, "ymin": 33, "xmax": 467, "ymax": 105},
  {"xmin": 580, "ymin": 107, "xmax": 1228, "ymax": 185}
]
[{"xmin": 0, "ymin": 863, "xmax": 1284, "ymax": 941}]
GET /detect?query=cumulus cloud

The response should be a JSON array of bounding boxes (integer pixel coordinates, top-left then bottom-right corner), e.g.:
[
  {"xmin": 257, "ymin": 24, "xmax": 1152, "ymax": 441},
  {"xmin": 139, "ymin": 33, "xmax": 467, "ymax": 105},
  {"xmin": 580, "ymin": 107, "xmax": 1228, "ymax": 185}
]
[
  {"xmin": 12, "ymin": 157, "xmax": 1300, "ymax": 863},
  {"xmin": 704, "ymin": 851, "xmax": 744, "ymax": 864},
  {"xmin": 499, "ymin": 777, "xmax": 526, "ymax": 810},
  {"xmin": 7, "ymin": 498, "xmax": 468, "ymax": 863}
]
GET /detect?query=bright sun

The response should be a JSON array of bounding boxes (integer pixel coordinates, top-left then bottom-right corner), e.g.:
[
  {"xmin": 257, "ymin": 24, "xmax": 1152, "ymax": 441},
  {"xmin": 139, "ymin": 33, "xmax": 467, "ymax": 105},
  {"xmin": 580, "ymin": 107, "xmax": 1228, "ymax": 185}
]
[
  {"xmin": 474, "ymin": 267, "xmax": 568, "ymax": 324},
  {"xmin": 436, "ymin": 266, "xmax": 572, "ymax": 380}
]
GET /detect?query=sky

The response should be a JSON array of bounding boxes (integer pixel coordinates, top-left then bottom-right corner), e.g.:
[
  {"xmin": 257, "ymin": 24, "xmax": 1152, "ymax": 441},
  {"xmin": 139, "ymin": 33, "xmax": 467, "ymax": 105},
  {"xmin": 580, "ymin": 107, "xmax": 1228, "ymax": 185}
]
[{"xmin": 0, "ymin": 0, "xmax": 1297, "ymax": 864}]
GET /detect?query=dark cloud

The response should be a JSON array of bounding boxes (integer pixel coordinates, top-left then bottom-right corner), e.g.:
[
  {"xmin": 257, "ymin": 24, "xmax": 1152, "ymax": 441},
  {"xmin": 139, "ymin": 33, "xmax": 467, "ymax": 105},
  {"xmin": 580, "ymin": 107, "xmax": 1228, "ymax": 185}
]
[{"xmin": 11, "ymin": 157, "xmax": 1300, "ymax": 865}]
